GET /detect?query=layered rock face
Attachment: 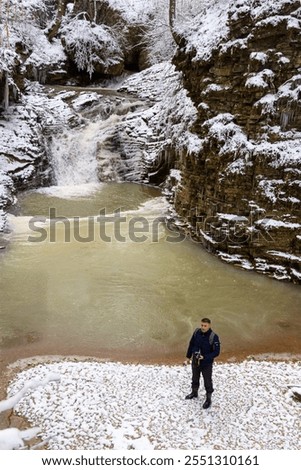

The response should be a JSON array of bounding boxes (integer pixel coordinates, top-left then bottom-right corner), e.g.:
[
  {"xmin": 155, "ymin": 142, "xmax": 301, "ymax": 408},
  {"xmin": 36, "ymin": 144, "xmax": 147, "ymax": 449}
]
[{"xmin": 170, "ymin": 0, "xmax": 301, "ymax": 282}]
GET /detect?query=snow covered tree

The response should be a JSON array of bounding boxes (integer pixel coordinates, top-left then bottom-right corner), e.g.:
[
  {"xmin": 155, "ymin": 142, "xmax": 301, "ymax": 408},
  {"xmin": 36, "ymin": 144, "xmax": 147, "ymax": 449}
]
[
  {"xmin": 60, "ymin": 14, "xmax": 124, "ymax": 78},
  {"xmin": 142, "ymin": 0, "xmax": 208, "ymax": 65},
  {"xmin": 0, "ymin": 0, "xmax": 48, "ymax": 109}
]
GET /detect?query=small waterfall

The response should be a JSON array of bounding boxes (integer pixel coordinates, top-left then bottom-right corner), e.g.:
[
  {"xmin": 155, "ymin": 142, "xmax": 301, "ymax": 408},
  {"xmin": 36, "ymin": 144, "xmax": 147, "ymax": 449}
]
[
  {"xmin": 50, "ymin": 120, "xmax": 101, "ymax": 186},
  {"xmin": 48, "ymin": 93, "xmax": 147, "ymax": 188}
]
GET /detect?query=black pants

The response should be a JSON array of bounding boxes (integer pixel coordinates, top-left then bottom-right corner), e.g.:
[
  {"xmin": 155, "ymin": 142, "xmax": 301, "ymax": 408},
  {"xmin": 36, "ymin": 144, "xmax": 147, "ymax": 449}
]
[{"xmin": 191, "ymin": 356, "xmax": 214, "ymax": 394}]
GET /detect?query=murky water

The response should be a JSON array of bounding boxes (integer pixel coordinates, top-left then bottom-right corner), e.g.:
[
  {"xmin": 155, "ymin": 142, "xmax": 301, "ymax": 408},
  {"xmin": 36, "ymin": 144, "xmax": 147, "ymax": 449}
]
[{"xmin": 1, "ymin": 182, "xmax": 301, "ymax": 364}]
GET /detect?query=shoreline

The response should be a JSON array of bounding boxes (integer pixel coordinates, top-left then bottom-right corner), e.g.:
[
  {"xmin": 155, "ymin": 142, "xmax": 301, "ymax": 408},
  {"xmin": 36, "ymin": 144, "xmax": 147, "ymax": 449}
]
[{"xmin": 2, "ymin": 350, "xmax": 301, "ymax": 402}]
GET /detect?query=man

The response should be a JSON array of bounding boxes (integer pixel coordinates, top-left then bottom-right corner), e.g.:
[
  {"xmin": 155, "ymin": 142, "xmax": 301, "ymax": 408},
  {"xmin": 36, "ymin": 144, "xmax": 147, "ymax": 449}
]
[{"xmin": 184, "ymin": 318, "xmax": 220, "ymax": 409}]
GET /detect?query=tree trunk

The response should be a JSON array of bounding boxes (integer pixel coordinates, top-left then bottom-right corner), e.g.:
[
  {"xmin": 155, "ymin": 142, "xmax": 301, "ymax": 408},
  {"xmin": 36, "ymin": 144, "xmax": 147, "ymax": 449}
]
[
  {"xmin": 47, "ymin": 0, "xmax": 68, "ymax": 41},
  {"xmin": 169, "ymin": 0, "xmax": 176, "ymax": 31},
  {"xmin": 169, "ymin": 0, "xmax": 180, "ymax": 45}
]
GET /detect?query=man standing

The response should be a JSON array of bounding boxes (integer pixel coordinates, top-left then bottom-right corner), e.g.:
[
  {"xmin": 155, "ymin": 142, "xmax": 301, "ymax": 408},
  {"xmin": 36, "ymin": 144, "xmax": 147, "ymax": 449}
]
[{"xmin": 184, "ymin": 318, "xmax": 220, "ymax": 409}]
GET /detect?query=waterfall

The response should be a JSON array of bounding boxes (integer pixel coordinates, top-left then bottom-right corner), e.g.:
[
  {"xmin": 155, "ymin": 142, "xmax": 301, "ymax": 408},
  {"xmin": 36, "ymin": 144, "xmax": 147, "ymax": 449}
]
[
  {"xmin": 50, "ymin": 120, "xmax": 101, "ymax": 186},
  {"xmin": 48, "ymin": 92, "xmax": 147, "ymax": 189}
]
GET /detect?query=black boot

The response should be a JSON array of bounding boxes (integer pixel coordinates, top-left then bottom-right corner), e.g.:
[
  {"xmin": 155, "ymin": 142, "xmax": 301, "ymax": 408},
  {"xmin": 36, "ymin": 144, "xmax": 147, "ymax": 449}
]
[
  {"xmin": 185, "ymin": 391, "xmax": 198, "ymax": 399},
  {"xmin": 202, "ymin": 393, "xmax": 212, "ymax": 409}
]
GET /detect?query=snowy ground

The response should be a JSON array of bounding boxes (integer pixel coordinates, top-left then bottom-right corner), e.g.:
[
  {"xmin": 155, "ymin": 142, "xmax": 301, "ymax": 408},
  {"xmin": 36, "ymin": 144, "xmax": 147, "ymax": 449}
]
[{"xmin": 4, "ymin": 358, "xmax": 301, "ymax": 450}]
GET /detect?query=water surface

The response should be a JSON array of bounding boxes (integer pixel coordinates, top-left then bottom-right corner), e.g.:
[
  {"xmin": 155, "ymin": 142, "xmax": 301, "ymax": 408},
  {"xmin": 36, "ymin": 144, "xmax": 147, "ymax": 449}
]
[{"xmin": 1, "ymin": 183, "xmax": 301, "ymax": 364}]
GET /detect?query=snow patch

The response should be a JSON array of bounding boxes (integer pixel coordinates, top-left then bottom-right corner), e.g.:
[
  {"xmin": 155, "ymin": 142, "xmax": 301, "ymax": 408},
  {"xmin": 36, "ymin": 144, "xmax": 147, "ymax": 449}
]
[
  {"xmin": 256, "ymin": 219, "xmax": 301, "ymax": 230},
  {"xmin": 177, "ymin": 1, "xmax": 231, "ymax": 63},
  {"xmin": 245, "ymin": 69, "xmax": 275, "ymax": 89}
]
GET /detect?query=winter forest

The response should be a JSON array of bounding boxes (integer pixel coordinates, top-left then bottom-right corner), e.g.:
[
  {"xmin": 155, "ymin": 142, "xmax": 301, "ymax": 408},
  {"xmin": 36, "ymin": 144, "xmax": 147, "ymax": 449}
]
[{"xmin": 0, "ymin": 0, "xmax": 300, "ymax": 452}]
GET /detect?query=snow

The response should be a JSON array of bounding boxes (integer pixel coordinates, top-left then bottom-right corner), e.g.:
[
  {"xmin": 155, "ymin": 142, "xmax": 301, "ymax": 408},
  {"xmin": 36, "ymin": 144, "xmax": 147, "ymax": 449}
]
[
  {"xmin": 2, "ymin": 358, "xmax": 300, "ymax": 450},
  {"xmin": 202, "ymin": 83, "xmax": 226, "ymax": 95},
  {"xmin": 254, "ymin": 257, "xmax": 289, "ymax": 277},
  {"xmin": 71, "ymin": 92, "xmax": 100, "ymax": 111},
  {"xmin": 186, "ymin": 132, "xmax": 203, "ymax": 154},
  {"xmin": 118, "ymin": 62, "xmax": 179, "ymax": 101},
  {"xmin": 0, "ymin": 427, "xmax": 41, "ymax": 451},
  {"xmin": 25, "ymin": 35, "xmax": 66, "ymax": 69},
  {"xmin": 245, "ymin": 69, "xmax": 275, "ymax": 89},
  {"xmin": 254, "ymin": 93, "xmax": 277, "ymax": 114},
  {"xmin": 202, "ymin": 113, "xmax": 253, "ymax": 170},
  {"xmin": 177, "ymin": 1, "xmax": 230, "ymax": 63},
  {"xmin": 200, "ymin": 109, "xmax": 301, "ymax": 184},
  {"xmin": 257, "ymin": 179, "xmax": 284, "ymax": 203},
  {"xmin": 256, "ymin": 140, "xmax": 301, "ymax": 168},
  {"xmin": 249, "ymin": 52, "xmax": 268, "ymax": 64},
  {"xmin": 169, "ymin": 169, "xmax": 182, "ymax": 182},
  {"xmin": 60, "ymin": 19, "xmax": 122, "ymax": 77},
  {"xmin": 291, "ymin": 268, "xmax": 301, "ymax": 280},
  {"xmin": 200, "ymin": 231, "xmax": 219, "ymax": 245},
  {"xmin": 256, "ymin": 218, "xmax": 301, "ymax": 230},
  {"xmin": 229, "ymin": 0, "xmax": 298, "ymax": 22},
  {"xmin": 0, "ymin": 372, "xmax": 60, "ymax": 449},
  {"xmin": 266, "ymin": 251, "xmax": 301, "ymax": 262},
  {"xmin": 277, "ymin": 74, "xmax": 301, "ymax": 102},
  {"xmin": 175, "ymin": 0, "xmax": 300, "ymax": 64},
  {"xmin": 0, "ymin": 81, "xmax": 84, "ymax": 230},
  {"xmin": 116, "ymin": 61, "xmax": 198, "ymax": 172},
  {"xmin": 254, "ymin": 14, "xmax": 301, "ymax": 31},
  {"xmin": 217, "ymin": 213, "xmax": 249, "ymax": 222},
  {"xmin": 216, "ymin": 252, "xmax": 254, "ymax": 270},
  {"xmin": 8, "ymin": 0, "xmax": 45, "ymax": 11},
  {"xmin": 106, "ymin": 0, "xmax": 156, "ymax": 22}
]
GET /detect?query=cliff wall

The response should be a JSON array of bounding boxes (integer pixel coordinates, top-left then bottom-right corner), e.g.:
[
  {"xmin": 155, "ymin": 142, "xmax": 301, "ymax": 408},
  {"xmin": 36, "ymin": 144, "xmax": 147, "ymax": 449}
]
[{"xmin": 169, "ymin": 0, "xmax": 301, "ymax": 282}]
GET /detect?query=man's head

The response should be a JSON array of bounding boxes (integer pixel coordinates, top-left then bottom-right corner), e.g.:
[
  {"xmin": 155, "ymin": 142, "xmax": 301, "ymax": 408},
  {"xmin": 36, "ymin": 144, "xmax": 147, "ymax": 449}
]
[{"xmin": 200, "ymin": 318, "xmax": 211, "ymax": 333}]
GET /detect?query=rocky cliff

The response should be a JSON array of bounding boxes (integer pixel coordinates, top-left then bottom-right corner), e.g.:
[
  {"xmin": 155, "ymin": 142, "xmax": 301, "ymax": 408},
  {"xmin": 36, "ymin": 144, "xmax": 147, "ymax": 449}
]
[{"xmin": 168, "ymin": 0, "xmax": 301, "ymax": 283}]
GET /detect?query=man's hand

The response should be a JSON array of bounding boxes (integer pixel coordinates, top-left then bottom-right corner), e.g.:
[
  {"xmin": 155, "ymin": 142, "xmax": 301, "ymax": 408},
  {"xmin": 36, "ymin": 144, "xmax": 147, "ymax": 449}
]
[{"xmin": 183, "ymin": 359, "xmax": 191, "ymax": 366}]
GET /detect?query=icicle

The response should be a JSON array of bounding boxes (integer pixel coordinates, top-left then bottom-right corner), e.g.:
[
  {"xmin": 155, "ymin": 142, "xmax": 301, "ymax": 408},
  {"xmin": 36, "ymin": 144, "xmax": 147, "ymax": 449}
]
[
  {"xmin": 3, "ymin": 72, "xmax": 9, "ymax": 111},
  {"xmin": 280, "ymin": 101, "xmax": 297, "ymax": 130},
  {"xmin": 32, "ymin": 66, "xmax": 38, "ymax": 81}
]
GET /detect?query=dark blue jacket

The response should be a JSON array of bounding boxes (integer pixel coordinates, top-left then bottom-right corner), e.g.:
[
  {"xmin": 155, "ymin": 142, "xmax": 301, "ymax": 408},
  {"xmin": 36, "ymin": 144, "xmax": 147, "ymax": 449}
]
[{"xmin": 186, "ymin": 328, "xmax": 220, "ymax": 365}]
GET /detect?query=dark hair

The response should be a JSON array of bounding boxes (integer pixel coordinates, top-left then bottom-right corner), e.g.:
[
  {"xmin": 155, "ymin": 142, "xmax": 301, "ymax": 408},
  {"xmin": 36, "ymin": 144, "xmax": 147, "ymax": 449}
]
[{"xmin": 201, "ymin": 318, "xmax": 211, "ymax": 324}]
